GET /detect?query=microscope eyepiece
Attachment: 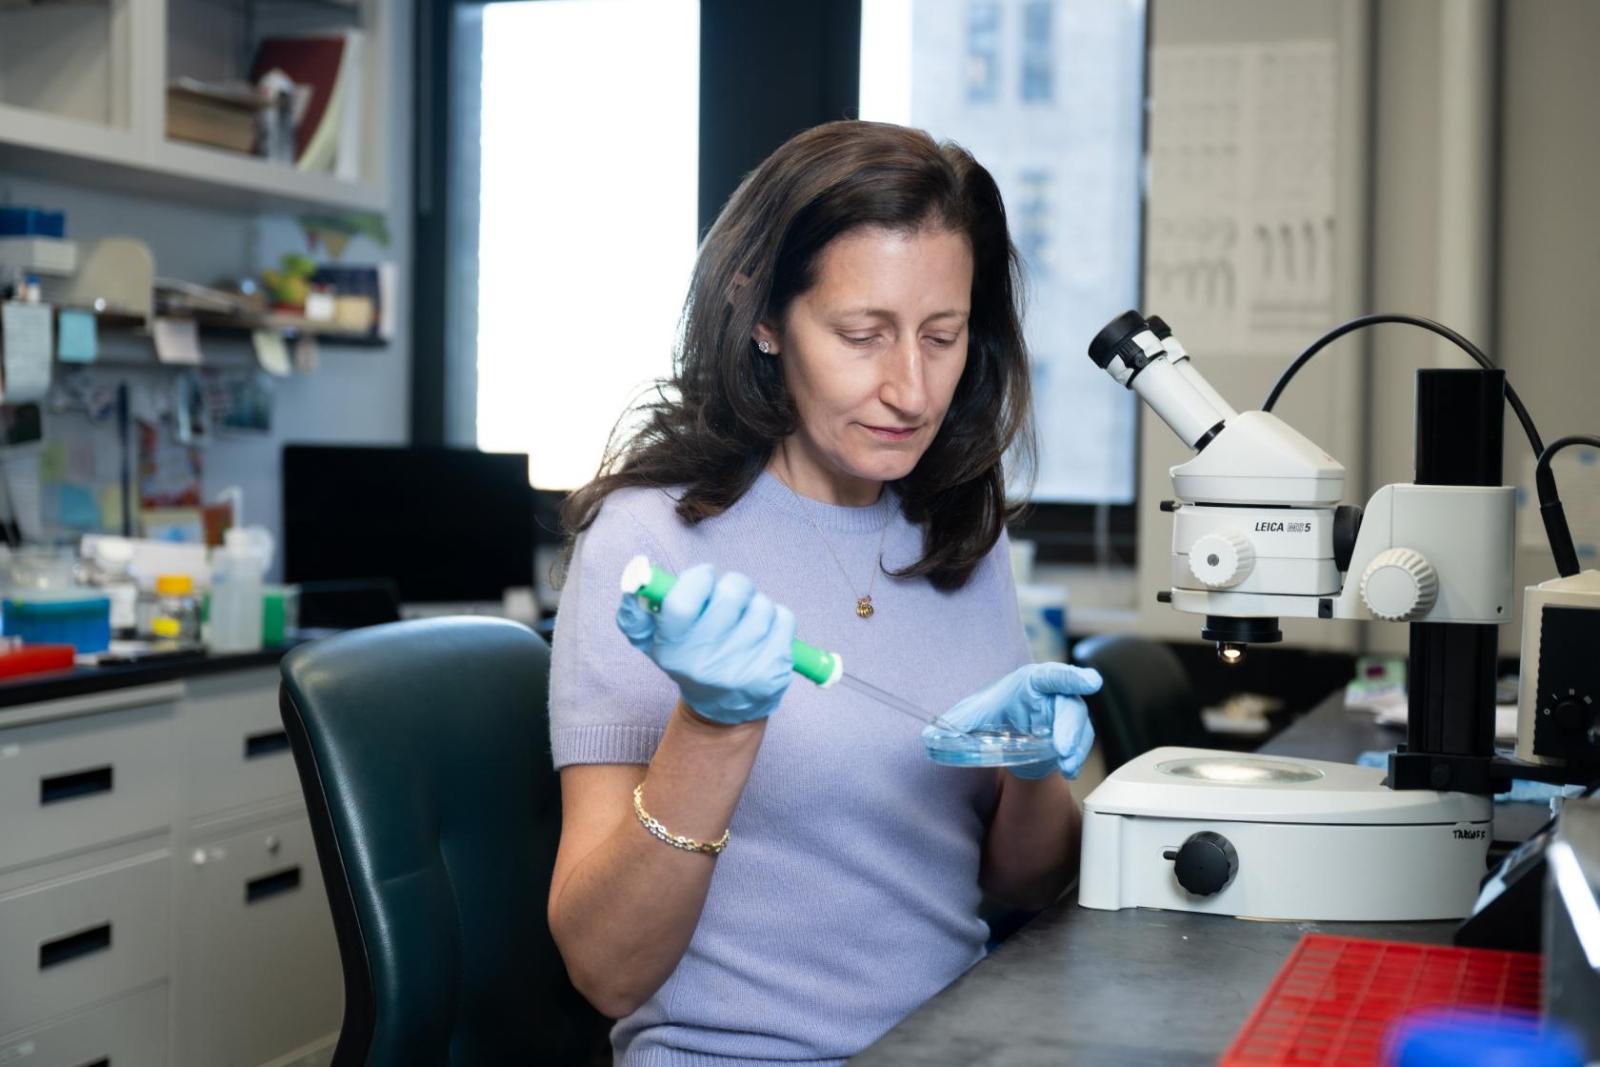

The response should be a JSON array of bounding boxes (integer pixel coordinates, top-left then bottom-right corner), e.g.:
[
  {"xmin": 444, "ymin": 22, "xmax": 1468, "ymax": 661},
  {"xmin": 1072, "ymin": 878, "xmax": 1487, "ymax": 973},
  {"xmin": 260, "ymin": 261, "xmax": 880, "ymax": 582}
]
[
  {"xmin": 1087, "ymin": 310, "xmax": 1150, "ymax": 370},
  {"xmin": 1087, "ymin": 311, "xmax": 1235, "ymax": 449}
]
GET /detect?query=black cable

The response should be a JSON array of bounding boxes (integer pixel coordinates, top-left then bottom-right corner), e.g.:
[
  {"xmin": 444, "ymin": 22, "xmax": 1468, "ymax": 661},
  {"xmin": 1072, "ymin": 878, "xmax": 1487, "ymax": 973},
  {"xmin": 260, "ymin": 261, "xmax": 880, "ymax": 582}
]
[
  {"xmin": 1257, "ymin": 312, "xmax": 1600, "ymax": 571},
  {"xmin": 1261, "ymin": 313, "xmax": 1545, "ymax": 460},
  {"xmin": 1535, "ymin": 435, "xmax": 1600, "ymax": 578}
]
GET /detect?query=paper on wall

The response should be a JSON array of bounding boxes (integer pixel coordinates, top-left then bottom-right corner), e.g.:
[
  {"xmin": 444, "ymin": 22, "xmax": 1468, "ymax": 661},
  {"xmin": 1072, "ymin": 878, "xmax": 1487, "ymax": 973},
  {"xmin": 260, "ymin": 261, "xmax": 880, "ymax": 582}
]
[
  {"xmin": 1144, "ymin": 41, "xmax": 1340, "ymax": 358},
  {"xmin": 1, "ymin": 301, "xmax": 54, "ymax": 402},
  {"xmin": 252, "ymin": 329, "xmax": 293, "ymax": 377},
  {"xmin": 152, "ymin": 316, "xmax": 203, "ymax": 365}
]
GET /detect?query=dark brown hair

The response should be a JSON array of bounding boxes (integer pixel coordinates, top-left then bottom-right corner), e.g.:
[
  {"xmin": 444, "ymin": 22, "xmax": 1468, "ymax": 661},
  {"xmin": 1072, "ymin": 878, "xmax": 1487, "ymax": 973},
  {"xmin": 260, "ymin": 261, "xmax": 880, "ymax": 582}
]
[{"xmin": 561, "ymin": 120, "xmax": 1034, "ymax": 590}]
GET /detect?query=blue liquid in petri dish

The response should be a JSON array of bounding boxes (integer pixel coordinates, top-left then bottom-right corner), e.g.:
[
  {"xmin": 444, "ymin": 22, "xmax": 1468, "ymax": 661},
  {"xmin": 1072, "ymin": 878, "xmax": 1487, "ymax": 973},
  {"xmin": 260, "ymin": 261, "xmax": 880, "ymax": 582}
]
[{"xmin": 923, "ymin": 726, "xmax": 1056, "ymax": 768}]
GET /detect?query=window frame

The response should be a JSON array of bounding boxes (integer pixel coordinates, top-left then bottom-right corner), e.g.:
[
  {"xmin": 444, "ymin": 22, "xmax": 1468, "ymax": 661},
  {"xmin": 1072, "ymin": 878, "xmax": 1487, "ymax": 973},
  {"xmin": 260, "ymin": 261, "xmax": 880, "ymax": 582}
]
[{"xmin": 414, "ymin": 0, "xmax": 1144, "ymax": 564}]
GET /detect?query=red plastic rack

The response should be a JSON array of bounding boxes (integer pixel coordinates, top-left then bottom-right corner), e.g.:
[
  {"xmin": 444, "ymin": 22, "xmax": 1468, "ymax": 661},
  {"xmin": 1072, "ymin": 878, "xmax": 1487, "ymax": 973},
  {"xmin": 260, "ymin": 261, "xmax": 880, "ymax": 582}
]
[{"xmin": 1222, "ymin": 933, "xmax": 1542, "ymax": 1066}]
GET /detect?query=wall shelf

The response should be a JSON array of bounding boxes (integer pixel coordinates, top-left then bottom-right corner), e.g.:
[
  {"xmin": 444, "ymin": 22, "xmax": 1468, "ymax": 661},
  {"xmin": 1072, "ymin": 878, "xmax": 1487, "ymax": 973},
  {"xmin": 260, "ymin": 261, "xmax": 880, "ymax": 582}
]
[{"xmin": 0, "ymin": 0, "xmax": 388, "ymax": 214}]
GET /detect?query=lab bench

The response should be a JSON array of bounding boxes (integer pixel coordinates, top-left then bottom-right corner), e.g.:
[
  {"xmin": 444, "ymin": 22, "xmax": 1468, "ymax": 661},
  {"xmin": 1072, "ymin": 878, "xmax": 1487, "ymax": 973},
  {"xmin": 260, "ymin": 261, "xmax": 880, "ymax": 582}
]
[
  {"xmin": 849, "ymin": 693, "xmax": 1551, "ymax": 1067},
  {"xmin": 0, "ymin": 650, "xmax": 342, "ymax": 1067}
]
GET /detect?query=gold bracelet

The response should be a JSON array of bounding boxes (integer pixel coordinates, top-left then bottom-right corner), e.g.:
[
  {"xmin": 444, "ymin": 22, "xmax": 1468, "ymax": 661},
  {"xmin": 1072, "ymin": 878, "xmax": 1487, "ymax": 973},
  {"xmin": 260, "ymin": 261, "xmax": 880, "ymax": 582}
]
[{"xmin": 632, "ymin": 783, "xmax": 730, "ymax": 856}]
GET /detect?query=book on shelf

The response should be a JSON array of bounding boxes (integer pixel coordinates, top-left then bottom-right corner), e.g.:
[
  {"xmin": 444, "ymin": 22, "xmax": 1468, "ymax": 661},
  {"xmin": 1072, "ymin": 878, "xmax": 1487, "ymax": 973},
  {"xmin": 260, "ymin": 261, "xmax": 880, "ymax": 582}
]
[
  {"xmin": 250, "ymin": 30, "xmax": 364, "ymax": 180},
  {"xmin": 166, "ymin": 78, "xmax": 262, "ymax": 155}
]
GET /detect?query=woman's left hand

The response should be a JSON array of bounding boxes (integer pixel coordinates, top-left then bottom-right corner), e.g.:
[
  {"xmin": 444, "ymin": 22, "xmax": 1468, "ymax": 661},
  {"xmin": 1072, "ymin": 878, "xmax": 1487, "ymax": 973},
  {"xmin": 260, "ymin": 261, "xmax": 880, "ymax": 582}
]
[{"xmin": 926, "ymin": 663, "xmax": 1102, "ymax": 780}]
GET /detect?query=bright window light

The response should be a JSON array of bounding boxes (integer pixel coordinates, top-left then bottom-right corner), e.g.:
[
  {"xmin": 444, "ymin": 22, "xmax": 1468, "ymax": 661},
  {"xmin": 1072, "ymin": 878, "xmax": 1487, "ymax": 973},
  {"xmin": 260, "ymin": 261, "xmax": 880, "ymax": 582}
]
[
  {"xmin": 860, "ymin": 0, "xmax": 1145, "ymax": 504},
  {"xmin": 477, "ymin": 0, "xmax": 699, "ymax": 490},
  {"xmin": 860, "ymin": 0, "xmax": 913, "ymax": 126}
]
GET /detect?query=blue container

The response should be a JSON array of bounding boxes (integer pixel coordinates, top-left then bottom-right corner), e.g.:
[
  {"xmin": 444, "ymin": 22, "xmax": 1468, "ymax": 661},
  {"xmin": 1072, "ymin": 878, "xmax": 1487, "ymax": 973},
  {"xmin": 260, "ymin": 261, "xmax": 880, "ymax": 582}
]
[
  {"xmin": 2, "ymin": 595, "xmax": 111, "ymax": 654},
  {"xmin": 1388, "ymin": 1011, "xmax": 1583, "ymax": 1067},
  {"xmin": 0, "ymin": 206, "xmax": 66, "ymax": 238}
]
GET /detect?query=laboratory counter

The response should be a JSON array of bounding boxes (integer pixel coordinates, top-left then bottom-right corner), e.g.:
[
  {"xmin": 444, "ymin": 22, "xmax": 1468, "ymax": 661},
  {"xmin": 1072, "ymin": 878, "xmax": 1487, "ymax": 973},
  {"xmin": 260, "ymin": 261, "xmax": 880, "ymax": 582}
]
[
  {"xmin": 0, "ymin": 645, "xmax": 294, "ymax": 712},
  {"xmin": 849, "ymin": 692, "xmax": 1551, "ymax": 1066}
]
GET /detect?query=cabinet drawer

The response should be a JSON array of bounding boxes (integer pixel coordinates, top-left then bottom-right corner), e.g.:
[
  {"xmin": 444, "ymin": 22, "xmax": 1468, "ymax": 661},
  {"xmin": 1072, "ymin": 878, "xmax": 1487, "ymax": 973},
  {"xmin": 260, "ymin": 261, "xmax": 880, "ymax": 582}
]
[
  {"xmin": 178, "ymin": 817, "xmax": 341, "ymax": 1067},
  {"xmin": 0, "ymin": 700, "xmax": 178, "ymax": 874},
  {"xmin": 0, "ymin": 982, "xmax": 168, "ymax": 1067},
  {"xmin": 184, "ymin": 669, "xmax": 302, "ymax": 820},
  {"xmin": 0, "ymin": 851, "xmax": 171, "ymax": 1036}
]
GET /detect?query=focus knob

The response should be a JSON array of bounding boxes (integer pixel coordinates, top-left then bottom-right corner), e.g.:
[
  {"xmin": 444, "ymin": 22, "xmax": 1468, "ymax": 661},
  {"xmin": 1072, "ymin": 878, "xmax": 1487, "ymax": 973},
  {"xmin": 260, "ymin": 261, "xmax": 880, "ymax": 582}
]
[
  {"xmin": 1168, "ymin": 831, "xmax": 1239, "ymax": 896},
  {"xmin": 1189, "ymin": 531, "xmax": 1255, "ymax": 589},
  {"xmin": 1360, "ymin": 548, "xmax": 1438, "ymax": 622}
]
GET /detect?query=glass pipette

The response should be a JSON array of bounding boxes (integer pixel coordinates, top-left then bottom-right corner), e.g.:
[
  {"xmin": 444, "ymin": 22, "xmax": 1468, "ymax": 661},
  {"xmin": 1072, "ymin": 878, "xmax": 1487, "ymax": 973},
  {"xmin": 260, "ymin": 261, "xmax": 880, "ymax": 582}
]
[{"xmin": 835, "ymin": 672, "xmax": 965, "ymax": 733}]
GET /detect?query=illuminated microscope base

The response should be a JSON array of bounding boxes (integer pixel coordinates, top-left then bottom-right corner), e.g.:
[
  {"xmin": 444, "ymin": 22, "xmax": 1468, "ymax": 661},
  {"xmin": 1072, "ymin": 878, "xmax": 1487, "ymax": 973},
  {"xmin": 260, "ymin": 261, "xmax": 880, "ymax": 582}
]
[{"xmin": 1078, "ymin": 747, "xmax": 1492, "ymax": 921}]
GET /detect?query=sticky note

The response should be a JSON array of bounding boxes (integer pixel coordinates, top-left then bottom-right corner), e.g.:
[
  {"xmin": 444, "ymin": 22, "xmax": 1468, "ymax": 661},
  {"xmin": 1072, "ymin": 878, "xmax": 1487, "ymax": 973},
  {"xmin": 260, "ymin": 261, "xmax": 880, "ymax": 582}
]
[
  {"xmin": 152, "ymin": 317, "xmax": 203, "ymax": 365},
  {"xmin": 98, "ymin": 484, "xmax": 125, "ymax": 531},
  {"xmin": 1, "ymin": 301, "xmax": 53, "ymax": 401},
  {"xmin": 55, "ymin": 483, "xmax": 100, "ymax": 531},
  {"xmin": 293, "ymin": 333, "xmax": 320, "ymax": 373},
  {"xmin": 38, "ymin": 438, "xmax": 66, "ymax": 481},
  {"xmin": 57, "ymin": 309, "xmax": 98, "ymax": 363},
  {"xmin": 252, "ymin": 330, "xmax": 292, "ymax": 377}
]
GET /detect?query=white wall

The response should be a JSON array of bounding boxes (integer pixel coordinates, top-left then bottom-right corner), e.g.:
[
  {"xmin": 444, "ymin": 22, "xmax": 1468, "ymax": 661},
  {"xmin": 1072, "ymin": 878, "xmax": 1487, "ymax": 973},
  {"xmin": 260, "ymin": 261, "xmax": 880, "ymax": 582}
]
[
  {"xmin": 1062, "ymin": 0, "xmax": 1600, "ymax": 660},
  {"xmin": 1494, "ymin": 0, "xmax": 1600, "ymax": 642},
  {"xmin": 1123, "ymin": 0, "xmax": 1369, "ymax": 652}
]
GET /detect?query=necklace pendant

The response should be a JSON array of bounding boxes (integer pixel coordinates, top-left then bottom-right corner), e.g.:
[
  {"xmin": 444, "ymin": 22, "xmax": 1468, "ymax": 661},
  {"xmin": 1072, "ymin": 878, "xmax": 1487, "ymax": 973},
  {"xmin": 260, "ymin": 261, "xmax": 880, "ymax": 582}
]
[{"xmin": 856, "ymin": 595, "xmax": 874, "ymax": 619}]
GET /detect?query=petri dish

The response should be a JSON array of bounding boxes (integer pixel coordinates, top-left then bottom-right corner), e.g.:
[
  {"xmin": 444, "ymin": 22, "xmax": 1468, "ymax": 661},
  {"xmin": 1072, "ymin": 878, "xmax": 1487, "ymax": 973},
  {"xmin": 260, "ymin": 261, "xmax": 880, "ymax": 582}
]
[{"xmin": 923, "ymin": 725, "xmax": 1057, "ymax": 768}]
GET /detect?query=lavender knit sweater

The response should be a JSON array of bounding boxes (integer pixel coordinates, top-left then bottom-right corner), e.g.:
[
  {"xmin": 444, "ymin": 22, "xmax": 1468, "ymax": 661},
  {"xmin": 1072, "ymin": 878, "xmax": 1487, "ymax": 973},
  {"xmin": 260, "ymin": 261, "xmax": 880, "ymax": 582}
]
[{"xmin": 550, "ymin": 472, "xmax": 1031, "ymax": 1066}]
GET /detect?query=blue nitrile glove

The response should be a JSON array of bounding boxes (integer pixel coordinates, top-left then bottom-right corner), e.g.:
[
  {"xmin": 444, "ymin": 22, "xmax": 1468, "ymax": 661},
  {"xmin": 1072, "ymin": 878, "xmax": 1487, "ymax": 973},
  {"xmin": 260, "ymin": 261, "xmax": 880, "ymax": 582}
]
[
  {"xmin": 616, "ymin": 563, "xmax": 796, "ymax": 725},
  {"xmin": 927, "ymin": 663, "xmax": 1102, "ymax": 779}
]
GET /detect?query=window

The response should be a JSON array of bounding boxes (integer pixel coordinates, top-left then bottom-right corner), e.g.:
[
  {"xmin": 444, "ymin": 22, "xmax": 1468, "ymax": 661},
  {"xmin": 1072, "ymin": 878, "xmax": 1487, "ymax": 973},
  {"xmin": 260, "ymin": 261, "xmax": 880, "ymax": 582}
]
[
  {"xmin": 965, "ymin": 2, "xmax": 1002, "ymax": 103},
  {"xmin": 468, "ymin": 0, "xmax": 699, "ymax": 490},
  {"xmin": 1019, "ymin": 0, "xmax": 1054, "ymax": 103},
  {"xmin": 861, "ymin": 0, "xmax": 1146, "ymax": 508}
]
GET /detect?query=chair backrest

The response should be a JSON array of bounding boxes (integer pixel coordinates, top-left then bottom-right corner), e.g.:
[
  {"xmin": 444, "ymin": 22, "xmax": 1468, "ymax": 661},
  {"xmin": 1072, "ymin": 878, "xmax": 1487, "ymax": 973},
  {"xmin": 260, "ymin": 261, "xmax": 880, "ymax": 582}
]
[
  {"xmin": 1072, "ymin": 633, "xmax": 1205, "ymax": 772},
  {"xmin": 279, "ymin": 617, "xmax": 594, "ymax": 1065}
]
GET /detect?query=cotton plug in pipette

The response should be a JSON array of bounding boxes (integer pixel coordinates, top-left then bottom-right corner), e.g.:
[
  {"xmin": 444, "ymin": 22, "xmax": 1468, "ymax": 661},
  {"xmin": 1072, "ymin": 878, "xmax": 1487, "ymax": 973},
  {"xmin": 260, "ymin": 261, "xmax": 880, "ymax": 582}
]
[{"xmin": 620, "ymin": 557, "xmax": 1058, "ymax": 768}]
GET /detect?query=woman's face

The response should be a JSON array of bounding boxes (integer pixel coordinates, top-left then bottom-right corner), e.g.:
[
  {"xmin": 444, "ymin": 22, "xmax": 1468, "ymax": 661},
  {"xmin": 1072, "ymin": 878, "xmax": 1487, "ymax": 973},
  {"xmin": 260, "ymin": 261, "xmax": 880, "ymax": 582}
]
[{"xmin": 757, "ymin": 225, "xmax": 973, "ymax": 506}]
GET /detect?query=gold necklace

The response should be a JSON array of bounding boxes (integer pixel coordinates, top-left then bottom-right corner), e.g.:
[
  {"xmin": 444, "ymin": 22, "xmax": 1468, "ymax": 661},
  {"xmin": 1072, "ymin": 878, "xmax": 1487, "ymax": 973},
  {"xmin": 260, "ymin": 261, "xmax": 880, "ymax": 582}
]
[{"xmin": 783, "ymin": 484, "xmax": 893, "ymax": 619}]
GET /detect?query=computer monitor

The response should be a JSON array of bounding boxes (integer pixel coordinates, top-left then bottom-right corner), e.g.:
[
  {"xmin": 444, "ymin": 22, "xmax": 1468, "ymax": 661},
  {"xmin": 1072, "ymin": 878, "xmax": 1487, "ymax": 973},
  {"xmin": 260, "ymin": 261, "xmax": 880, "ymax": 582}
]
[{"xmin": 282, "ymin": 445, "xmax": 535, "ymax": 606}]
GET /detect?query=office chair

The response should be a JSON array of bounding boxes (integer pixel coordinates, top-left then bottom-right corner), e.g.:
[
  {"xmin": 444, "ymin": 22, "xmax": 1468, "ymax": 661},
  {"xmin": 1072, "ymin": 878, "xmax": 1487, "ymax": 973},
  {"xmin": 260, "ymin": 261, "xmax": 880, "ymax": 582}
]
[
  {"xmin": 280, "ymin": 617, "xmax": 599, "ymax": 1065},
  {"xmin": 1071, "ymin": 633, "xmax": 1207, "ymax": 772}
]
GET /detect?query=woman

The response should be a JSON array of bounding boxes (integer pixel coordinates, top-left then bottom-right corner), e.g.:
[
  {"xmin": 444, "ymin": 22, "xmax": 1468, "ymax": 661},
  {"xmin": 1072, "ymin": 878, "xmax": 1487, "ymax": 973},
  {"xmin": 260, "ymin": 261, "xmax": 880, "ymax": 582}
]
[{"xmin": 548, "ymin": 120, "xmax": 1100, "ymax": 1066}]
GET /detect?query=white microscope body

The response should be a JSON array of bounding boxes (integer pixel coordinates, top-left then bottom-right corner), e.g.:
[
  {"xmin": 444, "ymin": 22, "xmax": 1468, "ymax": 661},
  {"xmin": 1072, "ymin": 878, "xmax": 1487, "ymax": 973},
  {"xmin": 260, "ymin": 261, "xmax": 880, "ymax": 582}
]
[{"xmin": 1077, "ymin": 312, "xmax": 1511, "ymax": 922}]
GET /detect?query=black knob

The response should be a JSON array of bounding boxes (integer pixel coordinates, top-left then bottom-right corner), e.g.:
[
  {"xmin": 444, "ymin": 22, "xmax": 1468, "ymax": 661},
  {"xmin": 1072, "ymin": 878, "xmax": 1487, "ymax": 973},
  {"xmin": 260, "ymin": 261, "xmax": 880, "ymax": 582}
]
[
  {"xmin": 1088, "ymin": 310, "xmax": 1148, "ymax": 368},
  {"xmin": 1171, "ymin": 831, "xmax": 1239, "ymax": 896}
]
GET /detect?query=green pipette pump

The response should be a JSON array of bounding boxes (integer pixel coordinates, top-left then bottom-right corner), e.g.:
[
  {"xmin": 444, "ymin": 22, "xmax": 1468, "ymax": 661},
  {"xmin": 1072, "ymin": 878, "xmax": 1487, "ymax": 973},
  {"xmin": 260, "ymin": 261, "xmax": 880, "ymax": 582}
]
[{"xmin": 620, "ymin": 556, "xmax": 844, "ymax": 688}]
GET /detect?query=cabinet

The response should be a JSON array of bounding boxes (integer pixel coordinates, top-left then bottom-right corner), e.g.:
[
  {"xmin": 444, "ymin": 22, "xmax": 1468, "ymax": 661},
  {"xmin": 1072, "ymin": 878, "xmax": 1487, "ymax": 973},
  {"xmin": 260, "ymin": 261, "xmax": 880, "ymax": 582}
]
[
  {"xmin": 176, "ymin": 814, "xmax": 341, "ymax": 1067},
  {"xmin": 183, "ymin": 668, "xmax": 301, "ymax": 823},
  {"xmin": 0, "ymin": 848, "xmax": 171, "ymax": 1036},
  {"xmin": 0, "ymin": 983, "xmax": 170, "ymax": 1067},
  {"xmin": 0, "ymin": 0, "xmax": 389, "ymax": 213},
  {"xmin": 0, "ymin": 687, "xmax": 179, "ymax": 874},
  {"xmin": 0, "ymin": 666, "xmax": 342, "ymax": 1066}
]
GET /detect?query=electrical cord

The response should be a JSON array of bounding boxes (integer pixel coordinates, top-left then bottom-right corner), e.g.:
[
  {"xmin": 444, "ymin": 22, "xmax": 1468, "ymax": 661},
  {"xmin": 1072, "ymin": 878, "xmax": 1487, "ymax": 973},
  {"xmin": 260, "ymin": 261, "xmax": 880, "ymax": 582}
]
[
  {"xmin": 1258, "ymin": 313, "xmax": 1600, "ymax": 574},
  {"xmin": 1535, "ymin": 435, "xmax": 1600, "ymax": 578},
  {"xmin": 1262, "ymin": 313, "xmax": 1544, "ymax": 459}
]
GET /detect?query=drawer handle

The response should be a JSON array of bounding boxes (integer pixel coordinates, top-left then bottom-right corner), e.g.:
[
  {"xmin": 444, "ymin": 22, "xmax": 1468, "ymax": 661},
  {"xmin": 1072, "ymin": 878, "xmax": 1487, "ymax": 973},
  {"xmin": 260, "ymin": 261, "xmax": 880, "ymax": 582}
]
[
  {"xmin": 73, "ymin": 1059, "xmax": 110, "ymax": 1067},
  {"xmin": 40, "ymin": 766, "xmax": 114, "ymax": 806},
  {"xmin": 39, "ymin": 923, "xmax": 112, "ymax": 971},
  {"xmin": 246, "ymin": 865, "xmax": 302, "ymax": 904},
  {"xmin": 244, "ymin": 729, "xmax": 292, "ymax": 760}
]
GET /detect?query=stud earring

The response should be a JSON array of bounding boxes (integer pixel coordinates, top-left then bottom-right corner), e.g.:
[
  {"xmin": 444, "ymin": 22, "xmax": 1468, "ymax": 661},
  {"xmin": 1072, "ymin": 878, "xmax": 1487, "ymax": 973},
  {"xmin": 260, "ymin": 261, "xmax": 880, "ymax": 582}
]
[{"xmin": 757, "ymin": 340, "xmax": 773, "ymax": 354}]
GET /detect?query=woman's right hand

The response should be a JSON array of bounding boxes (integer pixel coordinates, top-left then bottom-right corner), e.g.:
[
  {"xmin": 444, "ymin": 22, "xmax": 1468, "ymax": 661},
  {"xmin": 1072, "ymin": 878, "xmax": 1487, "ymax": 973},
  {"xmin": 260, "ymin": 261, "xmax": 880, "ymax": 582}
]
[{"xmin": 616, "ymin": 564, "xmax": 795, "ymax": 725}]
